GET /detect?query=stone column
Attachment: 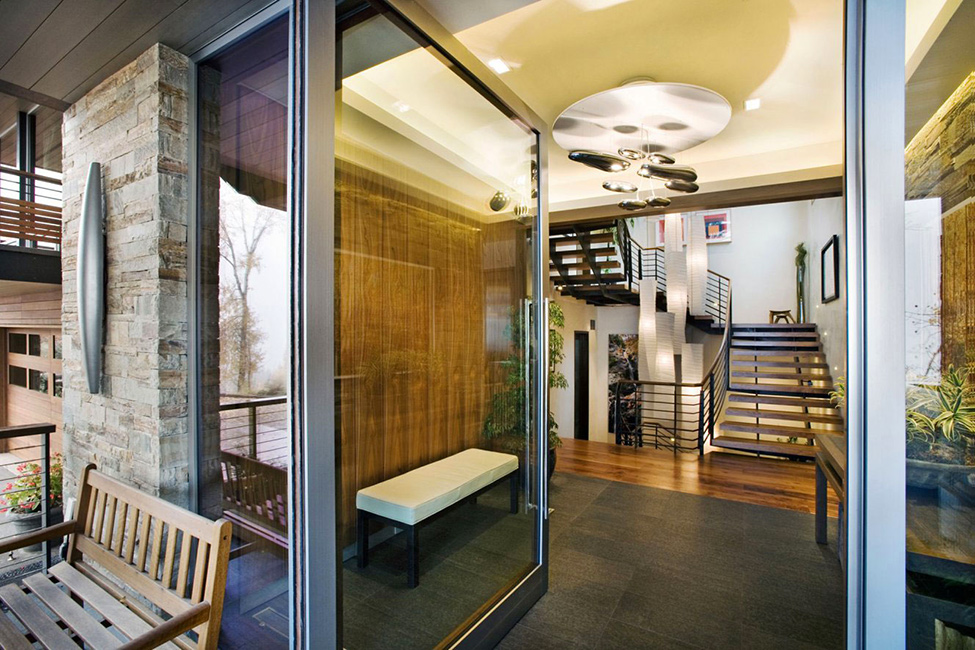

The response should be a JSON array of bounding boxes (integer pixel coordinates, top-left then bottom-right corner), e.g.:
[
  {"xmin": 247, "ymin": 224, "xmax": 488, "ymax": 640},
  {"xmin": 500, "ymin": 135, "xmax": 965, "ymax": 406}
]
[{"xmin": 61, "ymin": 44, "xmax": 191, "ymax": 507}]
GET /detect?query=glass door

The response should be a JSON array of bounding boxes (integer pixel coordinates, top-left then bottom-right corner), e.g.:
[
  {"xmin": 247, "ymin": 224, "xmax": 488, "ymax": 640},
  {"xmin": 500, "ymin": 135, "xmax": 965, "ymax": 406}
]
[{"xmin": 334, "ymin": 2, "xmax": 546, "ymax": 647}]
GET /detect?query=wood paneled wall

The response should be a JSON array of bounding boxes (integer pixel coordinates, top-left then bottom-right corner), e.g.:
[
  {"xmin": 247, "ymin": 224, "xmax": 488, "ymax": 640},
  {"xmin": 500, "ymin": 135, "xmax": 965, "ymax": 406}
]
[
  {"xmin": 336, "ymin": 153, "xmax": 528, "ymax": 545},
  {"xmin": 906, "ymin": 72, "xmax": 975, "ymax": 371},
  {"xmin": 0, "ymin": 288, "xmax": 61, "ymax": 328}
]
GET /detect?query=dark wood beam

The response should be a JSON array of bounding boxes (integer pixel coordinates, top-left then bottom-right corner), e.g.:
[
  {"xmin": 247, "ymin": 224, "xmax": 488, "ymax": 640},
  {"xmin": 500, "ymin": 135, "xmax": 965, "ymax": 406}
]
[
  {"xmin": 552, "ymin": 176, "xmax": 844, "ymax": 226},
  {"xmin": 0, "ymin": 79, "xmax": 70, "ymax": 113}
]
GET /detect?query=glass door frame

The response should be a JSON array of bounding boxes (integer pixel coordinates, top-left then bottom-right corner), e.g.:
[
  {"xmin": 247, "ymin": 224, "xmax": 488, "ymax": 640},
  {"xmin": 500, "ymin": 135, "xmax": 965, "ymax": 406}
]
[
  {"xmin": 295, "ymin": 0, "xmax": 552, "ymax": 646},
  {"xmin": 844, "ymin": 0, "xmax": 907, "ymax": 648}
]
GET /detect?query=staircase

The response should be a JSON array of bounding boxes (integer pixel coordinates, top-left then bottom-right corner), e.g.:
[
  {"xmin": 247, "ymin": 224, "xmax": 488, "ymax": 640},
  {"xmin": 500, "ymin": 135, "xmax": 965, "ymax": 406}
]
[
  {"xmin": 550, "ymin": 222, "xmax": 641, "ymax": 306},
  {"xmin": 712, "ymin": 323, "xmax": 843, "ymax": 459}
]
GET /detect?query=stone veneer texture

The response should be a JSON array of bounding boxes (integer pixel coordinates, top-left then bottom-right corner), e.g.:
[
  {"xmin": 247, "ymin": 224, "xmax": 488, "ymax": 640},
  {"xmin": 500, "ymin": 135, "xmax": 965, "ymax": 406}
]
[
  {"xmin": 61, "ymin": 44, "xmax": 191, "ymax": 506},
  {"xmin": 906, "ymin": 71, "xmax": 975, "ymax": 371}
]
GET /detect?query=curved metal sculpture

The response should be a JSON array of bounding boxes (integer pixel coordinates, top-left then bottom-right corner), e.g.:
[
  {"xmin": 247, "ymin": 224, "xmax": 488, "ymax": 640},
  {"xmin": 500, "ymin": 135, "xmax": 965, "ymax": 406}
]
[
  {"xmin": 602, "ymin": 180, "xmax": 638, "ymax": 193},
  {"xmin": 648, "ymin": 196, "xmax": 672, "ymax": 207},
  {"xmin": 665, "ymin": 179, "xmax": 700, "ymax": 193},
  {"xmin": 648, "ymin": 152, "xmax": 676, "ymax": 165},
  {"xmin": 568, "ymin": 150, "xmax": 630, "ymax": 173},
  {"xmin": 617, "ymin": 147, "xmax": 645, "ymax": 160},
  {"xmin": 78, "ymin": 162, "xmax": 105, "ymax": 394}
]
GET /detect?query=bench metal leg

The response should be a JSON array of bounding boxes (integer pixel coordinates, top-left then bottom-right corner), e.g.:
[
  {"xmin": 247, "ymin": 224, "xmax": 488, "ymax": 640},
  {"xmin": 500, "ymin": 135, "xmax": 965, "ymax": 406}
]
[
  {"xmin": 406, "ymin": 525, "xmax": 419, "ymax": 588},
  {"xmin": 357, "ymin": 510, "xmax": 369, "ymax": 568},
  {"xmin": 815, "ymin": 463, "xmax": 827, "ymax": 545},
  {"xmin": 509, "ymin": 472, "xmax": 518, "ymax": 514}
]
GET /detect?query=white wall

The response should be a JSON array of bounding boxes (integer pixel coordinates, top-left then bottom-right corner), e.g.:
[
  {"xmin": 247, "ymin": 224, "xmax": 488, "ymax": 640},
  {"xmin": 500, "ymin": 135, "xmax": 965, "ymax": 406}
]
[
  {"xmin": 806, "ymin": 197, "xmax": 847, "ymax": 384},
  {"xmin": 703, "ymin": 202, "xmax": 811, "ymax": 324},
  {"xmin": 551, "ymin": 295, "xmax": 597, "ymax": 443}
]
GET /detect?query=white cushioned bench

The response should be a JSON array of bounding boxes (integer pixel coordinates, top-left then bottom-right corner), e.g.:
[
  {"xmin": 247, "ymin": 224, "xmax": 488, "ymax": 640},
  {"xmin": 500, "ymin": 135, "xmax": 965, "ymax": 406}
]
[{"xmin": 356, "ymin": 448, "xmax": 519, "ymax": 587}]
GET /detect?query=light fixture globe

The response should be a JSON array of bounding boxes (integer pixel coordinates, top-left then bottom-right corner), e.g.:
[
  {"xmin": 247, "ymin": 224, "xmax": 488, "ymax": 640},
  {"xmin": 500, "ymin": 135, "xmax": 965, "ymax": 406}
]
[
  {"xmin": 665, "ymin": 179, "xmax": 700, "ymax": 193},
  {"xmin": 603, "ymin": 180, "xmax": 638, "ymax": 193},
  {"xmin": 568, "ymin": 150, "xmax": 631, "ymax": 173},
  {"xmin": 619, "ymin": 199, "xmax": 648, "ymax": 211}
]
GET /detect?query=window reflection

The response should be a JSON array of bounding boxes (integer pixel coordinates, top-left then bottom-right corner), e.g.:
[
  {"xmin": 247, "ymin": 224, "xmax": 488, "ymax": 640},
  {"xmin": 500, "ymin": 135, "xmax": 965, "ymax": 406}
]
[
  {"xmin": 197, "ymin": 15, "xmax": 291, "ymax": 649},
  {"xmin": 338, "ymin": 9, "xmax": 539, "ymax": 648},
  {"xmin": 904, "ymin": 6, "xmax": 975, "ymax": 645}
]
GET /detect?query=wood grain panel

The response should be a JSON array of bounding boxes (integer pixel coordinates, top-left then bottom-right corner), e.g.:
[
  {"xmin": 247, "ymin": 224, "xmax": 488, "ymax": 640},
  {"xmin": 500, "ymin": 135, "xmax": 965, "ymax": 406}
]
[
  {"xmin": 0, "ymin": 289, "xmax": 62, "ymax": 328},
  {"xmin": 335, "ymin": 153, "xmax": 528, "ymax": 545}
]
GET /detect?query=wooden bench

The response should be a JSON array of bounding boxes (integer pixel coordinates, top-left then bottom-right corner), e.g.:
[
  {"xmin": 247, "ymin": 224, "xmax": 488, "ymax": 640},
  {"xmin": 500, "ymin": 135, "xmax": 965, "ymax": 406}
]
[
  {"xmin": 815, "ymin": 433, "xmax": 846, "ymax": 567},
  {"xmin": 356, "ymin": 448, "xmax": 519, "ymax": 588},
  {"xmin": 0, "ymin": 464, "xmax": 232, "ymax": 650}
]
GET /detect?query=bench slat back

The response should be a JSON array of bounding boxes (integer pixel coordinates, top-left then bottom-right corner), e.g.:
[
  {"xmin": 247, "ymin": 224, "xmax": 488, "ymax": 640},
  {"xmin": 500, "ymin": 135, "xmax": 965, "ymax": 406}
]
[{"xmin": 66, "ymin": 465, "xmax": 232, "ymax": 650}]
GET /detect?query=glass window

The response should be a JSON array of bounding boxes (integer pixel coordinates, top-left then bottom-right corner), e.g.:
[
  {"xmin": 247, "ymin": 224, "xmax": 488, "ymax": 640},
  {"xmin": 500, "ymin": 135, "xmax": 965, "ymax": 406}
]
[
  {"xmin": 904, "ymin": 4, "xmax": 975, "ymax": 646},
  {"xmin": 28, "ymin": 369, "xmax": 47, "ymax": 394},
  {"xmin": 8, "ymin": 333, "xmax": 26, "ymax": 355},
  {"xmin": 53, "ymin": 373, "xmax": 62, "ymax": 398},
  {"xmin": 197, "ymin": 14, "xmax": 291, "ymax": 650},
  {"xmin": 8, "ymin": 365, "xmax": 25, "ymax": 387},
  {"xmin": 337, "ymin": 9, "xmax": 539, "ymax": 648},
  {"xmin": 53, "ymin": 335, "xmax": 61, "ymax": 360}
]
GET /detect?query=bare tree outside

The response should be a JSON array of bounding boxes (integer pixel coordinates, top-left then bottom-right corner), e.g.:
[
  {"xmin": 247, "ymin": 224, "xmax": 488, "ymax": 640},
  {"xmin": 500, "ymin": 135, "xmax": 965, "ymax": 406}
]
[{"xmin": 219, "ymin": 179, "xmax": 276, "ymax": 395}]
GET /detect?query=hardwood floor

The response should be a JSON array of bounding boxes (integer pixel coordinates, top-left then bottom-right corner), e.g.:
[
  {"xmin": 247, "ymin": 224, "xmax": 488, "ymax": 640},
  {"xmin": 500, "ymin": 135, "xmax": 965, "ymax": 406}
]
[{"xmin": 555, "ymin": 437, "xmax": 839, "ymax": 515}]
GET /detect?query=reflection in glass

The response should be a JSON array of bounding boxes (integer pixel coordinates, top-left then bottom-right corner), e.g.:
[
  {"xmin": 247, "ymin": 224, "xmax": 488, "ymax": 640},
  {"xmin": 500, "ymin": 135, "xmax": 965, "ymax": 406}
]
[
  {"xmin": 28, "ymin": 369, "xmax": 47, "ymax": 394},
  {"xmin": 53, "ymin": 336, "xmax": 62, "ymax": 360},
  {"xmin": 337, "ymin": 9, "xmax": 539, "ymax": 648},
  {"xmin": 8, "ymin": 366, "xmax": 26, "ymax": 388},
  {"xmin": 904, "ymin": 10, "xmax": 975, "ymax": 646},
  {"xmin": 197, "ymin": 15, "xmax": 291, "ymax": 649},
  {"xmin": 8, "ymin": 334, "xmax": 25, "ymax": 355},
  {"xmin": 53, "ymin": 373, "xmax": 62, "ymax": 398}
]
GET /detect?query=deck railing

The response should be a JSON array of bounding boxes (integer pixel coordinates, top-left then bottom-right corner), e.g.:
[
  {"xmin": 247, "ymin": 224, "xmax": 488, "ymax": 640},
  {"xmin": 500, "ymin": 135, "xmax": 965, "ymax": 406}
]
[
  {"xmin": 0, "ymin": 423, "xmax": 58, "ymax": 582},
  {"xmin": 219, "ymin": 395, "xmax": 287, "ymax": 467},
  {"xmin": 0, "ymin": 167, "xmax": 62, "ymax": 250}
]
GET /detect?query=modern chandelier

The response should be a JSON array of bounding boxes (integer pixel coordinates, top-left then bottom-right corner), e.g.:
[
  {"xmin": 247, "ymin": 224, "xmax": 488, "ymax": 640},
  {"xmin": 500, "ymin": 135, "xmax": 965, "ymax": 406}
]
[{"xmin": 553, "ymin": 81, "xmax": 731, "ymax": 211}]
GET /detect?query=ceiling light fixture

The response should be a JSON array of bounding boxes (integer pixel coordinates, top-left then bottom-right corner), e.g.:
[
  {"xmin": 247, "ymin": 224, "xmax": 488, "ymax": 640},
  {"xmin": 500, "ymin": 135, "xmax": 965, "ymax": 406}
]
[
  {"xmin": 554, "ymin": 81, "xmax": 730, "ymax": 212},
  {"xmin": 744, "ymin": 97, "xmax": 761, "ymax": 111},
  {"xmin": 487, "ymin": 58, "xmax": 511, "ymax": 74},
  {"xmin": 393, "ymin": 101, "xmax": 411, "ymax": 113}
]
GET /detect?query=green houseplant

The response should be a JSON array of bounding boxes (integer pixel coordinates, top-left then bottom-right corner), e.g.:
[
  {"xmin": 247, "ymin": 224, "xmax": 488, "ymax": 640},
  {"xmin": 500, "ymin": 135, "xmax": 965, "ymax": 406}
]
[
  {"xmin": 906, "ymin": 365, "xmax": 975, "ymax": 488},
  {"xmin": 1, "ymin": 453, "xmax": 64, "ymax": 551},
  {"xmin": 483, "ymin": 302, "xmax": 567, "ymax": 477}
]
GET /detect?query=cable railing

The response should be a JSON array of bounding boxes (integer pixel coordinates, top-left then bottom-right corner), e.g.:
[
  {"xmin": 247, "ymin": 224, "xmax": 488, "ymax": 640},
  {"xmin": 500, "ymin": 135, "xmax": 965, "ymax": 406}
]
[
  {"xmin": 612, "ymin": 276, "xmax": 732, "ymax": 455},
  {"xmin": 219, "ymin": 395, "xmax": 288, "ymax": 468},
  {"xmin": 0, "ymin": 167, "xmax": 62, "ymax": 250},
  {"xmin": 0, "ymin": 423, "xmax": 59, "ymax": 583}
]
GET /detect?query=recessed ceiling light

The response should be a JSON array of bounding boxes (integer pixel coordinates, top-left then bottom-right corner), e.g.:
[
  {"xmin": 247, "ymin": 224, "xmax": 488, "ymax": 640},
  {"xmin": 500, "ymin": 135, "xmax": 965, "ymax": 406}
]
[
  {"xmin": 744, "ymin": 98, "xmax": 761, "ymax": 111},
  {"xmin": 487, "ymin": 58, "xmax": 511, "ymax": 74},
  {"xmin": 393, "ymin": 101, "xmax": 411, "ymax": 113}
]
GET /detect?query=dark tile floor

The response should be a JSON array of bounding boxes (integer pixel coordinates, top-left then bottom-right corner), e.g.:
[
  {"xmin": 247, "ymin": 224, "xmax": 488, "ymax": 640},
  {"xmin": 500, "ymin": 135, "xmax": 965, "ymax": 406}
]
[{"xmin": 497, "ymin": 472, "xmax": 845, "ymax": 649}]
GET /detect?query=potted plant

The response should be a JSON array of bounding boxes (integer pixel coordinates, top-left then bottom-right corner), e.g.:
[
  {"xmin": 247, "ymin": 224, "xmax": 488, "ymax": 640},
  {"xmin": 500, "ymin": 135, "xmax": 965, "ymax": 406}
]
[
  {"xmin": 483, "ymin": 302, "xmax": 567, "ymax": 478},
  {"xmin": 1, "ymin": 453, "xmax": 64, "ymax": 551},
  {"xmin": 905, "ymin": 365, "xmax": 975, "ymax": 489}
]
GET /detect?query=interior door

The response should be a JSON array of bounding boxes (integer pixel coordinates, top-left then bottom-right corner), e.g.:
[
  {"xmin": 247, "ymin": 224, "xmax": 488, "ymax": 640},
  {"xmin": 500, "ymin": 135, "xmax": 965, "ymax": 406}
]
[{"xmin": 574, "ymin": 331, "xmax": 589, "ymax": 440}]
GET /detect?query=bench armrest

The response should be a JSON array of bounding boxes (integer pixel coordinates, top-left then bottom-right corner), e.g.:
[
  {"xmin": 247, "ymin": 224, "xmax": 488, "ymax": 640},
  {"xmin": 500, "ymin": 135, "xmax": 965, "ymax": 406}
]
[
  {"xmin": 118, "ymin": 601, "xmax": 211, "ymax": 650},
  {"xmin": 0, "ymin": 520, "xmax": 79, "ymax": 555}
]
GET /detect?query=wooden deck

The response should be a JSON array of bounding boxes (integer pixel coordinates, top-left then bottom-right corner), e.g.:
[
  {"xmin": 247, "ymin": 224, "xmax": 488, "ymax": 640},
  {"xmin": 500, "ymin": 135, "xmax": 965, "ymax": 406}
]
[{"xmin": 556, "ymin": 437, "xmax": 839, "ymax": 515}]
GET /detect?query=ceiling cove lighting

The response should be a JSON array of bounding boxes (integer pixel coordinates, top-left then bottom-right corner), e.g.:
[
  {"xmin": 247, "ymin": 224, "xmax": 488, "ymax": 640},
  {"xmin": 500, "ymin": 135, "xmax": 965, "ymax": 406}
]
[
  {"xmin": 487, "ymin": 58, "xmax": 511, "ymax": 74},
  {"xmin": 554, "ymin": 80, "xmax": 729, "ymax": 213}
]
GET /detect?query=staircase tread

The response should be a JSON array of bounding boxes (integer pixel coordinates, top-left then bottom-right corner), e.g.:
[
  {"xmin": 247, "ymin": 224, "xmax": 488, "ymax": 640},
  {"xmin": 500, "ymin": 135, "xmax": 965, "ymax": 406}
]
[
  {"xmin": 724, "ymin": 407, "xmax": 845, "ymax": 424},
  {"xmin": 720, "ymin": 421, "xmax": 835, "ymax": 438},
  {"xmin": 732, "ymin": 323, "xmax": 818, "ymax": 330},
  {"xmin": 732, "ymin": 340, "xmax": 821, "ymax": 348},
  {"xmin": 711, "ymin": 436, "xmax": 818, "ymax": 458},
  {"xmin": 731, "ymin": 360, "xmax": 830, "ymax": 369},
  {"xmin": 732, "ymin": 331, "xmax": 820, "ymax": 339},
  {"xmin": 551, "ymin": 261, "xmax": 620, "ymax": 270},
  {"xmin": 731, "ymin": 370, "xmax": 832, "ymax": 381},
  {"xmin": 729, "ymin": 382, "xmax": 832, "ymax": 395},
  {"xmin": 553, "ymin": 273, "xmax": 625, "ymax": 283},
  {"xmin": 727, "ymin": 393, "xmax": 836, "ymax": 408},
  {"xmin": 551, "ymin": 232, "xmax": 615, "ymax": 245},
  {"xmin": 731, "ymin": 349, "xmax": 826, "ymax": 358}
]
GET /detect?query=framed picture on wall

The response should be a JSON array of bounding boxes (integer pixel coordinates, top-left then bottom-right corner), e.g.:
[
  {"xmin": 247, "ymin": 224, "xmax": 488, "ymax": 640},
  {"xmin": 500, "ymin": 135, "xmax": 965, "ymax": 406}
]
[
  {"xmin": 821, "ymin": 234, "xmax": 840, "ymax": 303},
  {"xmin": 702, "ymin": 210, "xmax": 732, "ymax": 243},
  {"xmin": 654, "ymin": 215, "xmax": 686, "ymax": 247}
]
